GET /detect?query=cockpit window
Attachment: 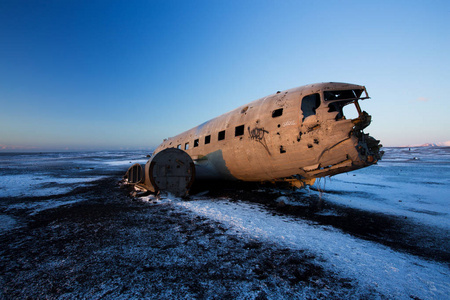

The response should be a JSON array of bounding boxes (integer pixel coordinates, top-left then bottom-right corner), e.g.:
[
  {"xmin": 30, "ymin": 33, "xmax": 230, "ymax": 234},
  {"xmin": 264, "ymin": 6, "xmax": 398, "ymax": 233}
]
[
  {"xmin": 324, "ymin": 89, "xmax": 364, "ymax": 102},
  {"xmin": 324, "ymin": 89, "xmax": 368, "ymax": 121},
  {"xmin": 328, "ymin": 100, "xmax": 353, "ymax": 120},
  {"xmin": 301, "ymin": 93, "xmax": 320, "ymax": 121}
]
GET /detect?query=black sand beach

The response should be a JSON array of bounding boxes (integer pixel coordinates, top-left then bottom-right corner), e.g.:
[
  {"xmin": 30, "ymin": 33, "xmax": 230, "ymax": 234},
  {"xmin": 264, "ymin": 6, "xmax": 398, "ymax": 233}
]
[
  {"xmin": 1, "ymin": 147, "xmax": 449, "ymax": 299},
  {"xmin": 1, "ymin": 177, "xmax": 360, "ymax": 299}
]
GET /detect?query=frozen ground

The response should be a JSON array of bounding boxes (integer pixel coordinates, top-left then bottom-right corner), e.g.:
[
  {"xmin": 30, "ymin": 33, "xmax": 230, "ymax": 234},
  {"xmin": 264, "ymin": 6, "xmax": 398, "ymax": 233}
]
[
  {"xmin": 0, "ymin": 151, "xmax": 148, "ymax": 220},
  {"xmin": 309, "ymin": 147, "xmax": 450, "ymax": 229},
  {"xmin": 0, "ymin": 214, "xmax": 16, "ymax": 232},
  {"xmin": 0, "ymin": 174, "xmax": 105, "ymax": 198},
  {"xmin": 1, "ymin": 178, "xmax": 362, "ymax": 299},
  {"xmin": 0, "ymin": 148, "xmax": 449, "ymax": 299},
  {"xmin": 162, "ymin": 196, "xmax": 449, "ymax": 299}
]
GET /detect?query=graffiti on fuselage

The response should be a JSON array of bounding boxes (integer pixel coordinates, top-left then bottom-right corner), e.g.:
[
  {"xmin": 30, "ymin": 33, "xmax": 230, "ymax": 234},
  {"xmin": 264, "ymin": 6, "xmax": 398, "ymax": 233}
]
[
  {"xmin": 248, "ymin": 126, "xmax": 271, "ymax": 156},
  {"xmin": 248, "ymin": 127, "xmax": 269, "ymax": 141}
]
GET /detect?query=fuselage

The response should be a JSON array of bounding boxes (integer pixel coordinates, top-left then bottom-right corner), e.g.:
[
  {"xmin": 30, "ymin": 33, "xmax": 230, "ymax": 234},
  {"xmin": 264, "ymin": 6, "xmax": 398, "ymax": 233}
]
[{"xmin": 152, "ymin": 82, "xmax": 383, "ymax": 187}]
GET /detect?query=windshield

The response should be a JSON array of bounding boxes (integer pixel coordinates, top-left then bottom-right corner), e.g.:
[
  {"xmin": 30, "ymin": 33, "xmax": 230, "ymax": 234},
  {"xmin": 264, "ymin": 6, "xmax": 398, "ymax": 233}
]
[{"xmin": 324, "ymin": 89, "xmax": 365, "ymax": 102}]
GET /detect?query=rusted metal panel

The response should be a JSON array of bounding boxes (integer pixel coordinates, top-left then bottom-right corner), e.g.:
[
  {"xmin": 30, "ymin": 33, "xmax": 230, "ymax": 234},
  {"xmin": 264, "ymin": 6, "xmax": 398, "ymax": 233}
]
[
  {"xmin": 123, "ymin": 82, "xmax": 383, "ymax": 196},
  {"xmin": 152, "ymin": 82, "xmax": 382, "ymax": 189}
]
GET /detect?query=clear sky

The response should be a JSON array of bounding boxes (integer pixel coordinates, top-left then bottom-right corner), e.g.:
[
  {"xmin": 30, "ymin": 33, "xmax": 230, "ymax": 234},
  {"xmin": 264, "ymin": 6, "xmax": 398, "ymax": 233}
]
[{"xmin": 1, "ymin": 0, "xmax": 449, "ymax": 151}]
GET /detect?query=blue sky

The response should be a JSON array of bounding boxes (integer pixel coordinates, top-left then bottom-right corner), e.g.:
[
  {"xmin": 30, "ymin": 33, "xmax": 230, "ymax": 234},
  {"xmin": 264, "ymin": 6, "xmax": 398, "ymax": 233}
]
[{"xmin": 0, "ymin": 0, "xmax": 449, "ymax": 151}]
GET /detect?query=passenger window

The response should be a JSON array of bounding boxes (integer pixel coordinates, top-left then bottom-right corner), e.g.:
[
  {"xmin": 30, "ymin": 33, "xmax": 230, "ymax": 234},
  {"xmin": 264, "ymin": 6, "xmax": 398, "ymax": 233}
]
[
  {"xmin": 185, "ymin": 142, "xmax": 189, "ymax": 150},
  {"xmin": 272, "ymin": 108, "xmax": 283, "ymax": 118},
  {"xmin": 235, "ymin": 125, "xmax": 245, "ymax": 137},
  {"xmin": 194, "ymin": 139, "xmax": 199, "ymax": 147},
  {"xmin": 301, "ymin": 93, "xmax": 320, "ymax": 121},
  {"xmin": 218, "ymin": 130, "xmax": 225, "ymax": 141},
  {"xmin": 205, "ymin": 135, "xmax": 211, "ymax": 144},
  {"xmin": 177, "ymin": 144, "xmax": 181, "ymax": 149}
]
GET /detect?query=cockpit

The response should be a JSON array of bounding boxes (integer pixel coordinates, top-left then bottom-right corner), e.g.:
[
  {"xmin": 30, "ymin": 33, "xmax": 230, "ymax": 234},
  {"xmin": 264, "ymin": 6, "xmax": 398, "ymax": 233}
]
[
  {"xmin": 324, "ymin": 88, "xmax": 369, "ymax": 121},
  {"xmin": 300, "ymin": 87, "xmax": 370, "ymax": 124}
]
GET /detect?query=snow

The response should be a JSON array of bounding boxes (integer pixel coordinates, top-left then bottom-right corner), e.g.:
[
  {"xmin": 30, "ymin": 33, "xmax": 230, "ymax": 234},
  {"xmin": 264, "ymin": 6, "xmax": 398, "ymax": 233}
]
[
  {"xmin": 154, "ymin": 196, "xmax": 449, "ymax": 299},
  {"xmin": 102, "ymin": 158, "xmax": 148, "ymax": 166},
  {"xmin": 407, "ymin": 141, "xmax": 450, "ymax": 147},
  {"xmin": 7, "ymin": 197, "xmax": 84, "ymax": 215},
  {"xmin": 138, "ymin": 147, "xmax": 450, "ymax": 299},
  {"xmin": 1, "ymin": 148, "xmax": 449, "ymax": 298},
  {"xmin": 0, "ymin": 214, "xmax": 17, "ymax": 234},
  {"xmin": 0, "ymin": 174, "xmax": 105, "ymax": 198},
  {"xmin": 308, "ymin": 148, "xmax": 450, "ymax": 229}
]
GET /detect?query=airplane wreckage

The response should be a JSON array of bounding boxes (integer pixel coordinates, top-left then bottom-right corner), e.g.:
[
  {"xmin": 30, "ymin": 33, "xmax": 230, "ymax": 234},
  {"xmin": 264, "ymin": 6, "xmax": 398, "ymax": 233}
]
[{"xmin": 124, "ymin": 82, "xmax": 383, "ymax": 197}]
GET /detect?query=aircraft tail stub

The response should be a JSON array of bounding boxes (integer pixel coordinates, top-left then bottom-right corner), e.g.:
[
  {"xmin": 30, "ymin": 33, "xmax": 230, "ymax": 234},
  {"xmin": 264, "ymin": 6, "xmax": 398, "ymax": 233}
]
[{"xmin": 124, "ymin": 148, "xmax": 195, "ymax": 197}]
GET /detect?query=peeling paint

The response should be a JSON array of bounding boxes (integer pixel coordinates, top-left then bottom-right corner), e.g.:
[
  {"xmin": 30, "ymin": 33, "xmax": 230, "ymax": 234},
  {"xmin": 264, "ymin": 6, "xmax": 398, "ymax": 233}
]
[{"xmin": 130, "ymin": 82, "xmax": 383, "ymax": 193}]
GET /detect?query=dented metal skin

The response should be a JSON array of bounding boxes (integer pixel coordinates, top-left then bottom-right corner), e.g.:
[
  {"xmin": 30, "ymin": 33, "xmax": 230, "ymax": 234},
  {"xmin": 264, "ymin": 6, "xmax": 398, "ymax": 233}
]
[{"xmin": 152, "ymin": 82, "xmax": 383, "ymax": 188}]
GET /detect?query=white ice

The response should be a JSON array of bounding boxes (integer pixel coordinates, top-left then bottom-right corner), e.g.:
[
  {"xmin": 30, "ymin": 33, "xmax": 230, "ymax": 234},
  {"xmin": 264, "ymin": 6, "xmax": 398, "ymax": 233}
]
[
  {"xmin": 311, "ymin": 169, "xmax": 450, "ymax": 229},
  {"xmin": 0, "ymin": 174, "xmax": 105, "ymax": 198},
  {"xmin": 158, "ymin": 196, "xmax": 449, "ymax": 299},
  {"xmin": 7, "ymin": 197, "xmax": 84, "ymax": 215},
  {"xmin": 0, "ymin": 214, "xmax": 17, "ymax": 234},
  {"xmin": 102, "ymin": 158, "xmax": 148, "ymax": 167},
  {"xmin": 309, "ymin": 148, "xmax": 450, "ymax": 230}
]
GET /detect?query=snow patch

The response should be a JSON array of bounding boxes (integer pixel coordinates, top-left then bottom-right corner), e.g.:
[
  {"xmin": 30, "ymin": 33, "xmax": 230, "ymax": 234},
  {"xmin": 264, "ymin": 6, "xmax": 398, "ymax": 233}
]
[
  {"xmin": 0, "ymin": 175, "xmax": 105, "ymax": 198},
  {"xmin": 155, "ymin": 196, "xmax": 450, "ymax": 299},
  {"xmin": 312, "ymin": 165, "xmax": 450, "ymax": 229},
  {"xmin": 102, "ymin": 159, "xmax": 147, "ymax": 166},
  {"xmin": 0, "ymin": 214, "xmax": 18, "ymax": 233},
  {"xmin": 7, "ymin": 197, "xmax": 85, "ymax": 215}
]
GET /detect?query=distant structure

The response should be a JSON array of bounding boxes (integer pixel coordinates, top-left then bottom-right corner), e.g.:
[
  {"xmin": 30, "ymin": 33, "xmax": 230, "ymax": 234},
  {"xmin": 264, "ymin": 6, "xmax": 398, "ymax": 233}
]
[{"xmin": 124, "ymin": 82, "xmax": 383, "ymax": 196}]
